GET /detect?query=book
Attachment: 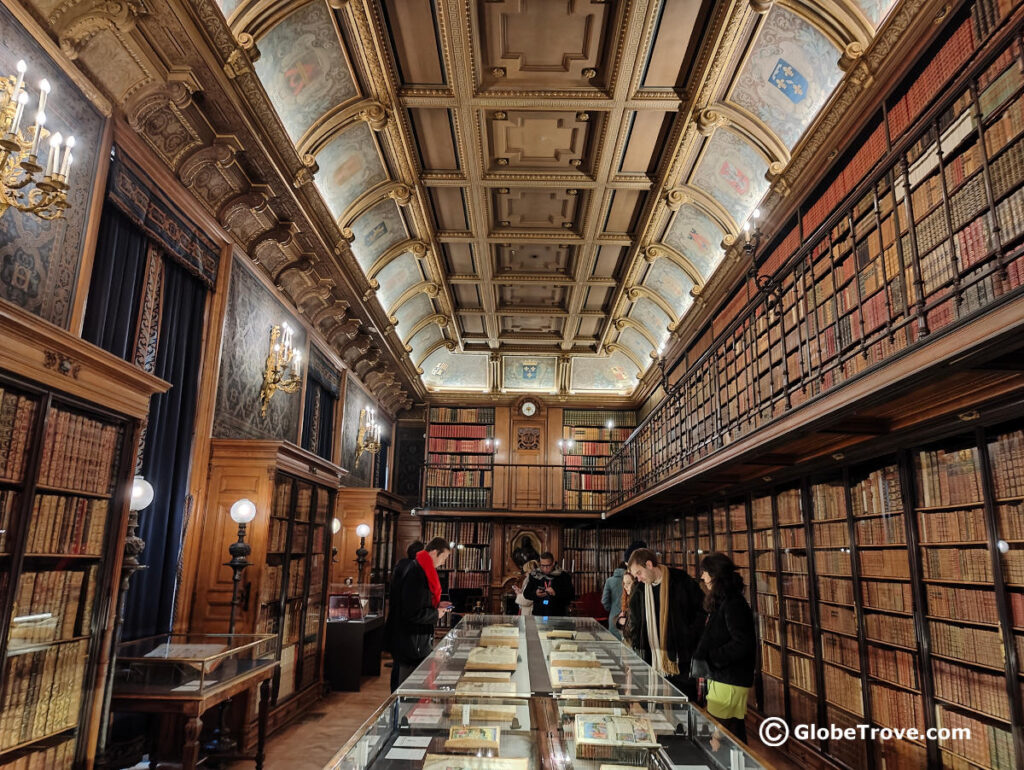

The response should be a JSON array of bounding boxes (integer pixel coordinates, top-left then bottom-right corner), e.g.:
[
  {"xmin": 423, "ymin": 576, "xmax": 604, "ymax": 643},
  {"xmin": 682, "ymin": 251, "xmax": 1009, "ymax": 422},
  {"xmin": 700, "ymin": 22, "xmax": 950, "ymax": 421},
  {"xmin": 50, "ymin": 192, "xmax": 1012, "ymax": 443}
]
[
  {"xmin": 479, "ymin": 625, "xmax": 519, "ymax": 647},
  {"xmin": 447, "ymin": 703, "xmax": 519, "ymax": 723},
  {"xmin": 549, "ymin": 651, "xmax": 601, "ymax": 667},
  {"xmin": 550, "ymin": 666, "xmax": 614, "ymax": 689},
  {"xmin": 454, "ymin": 680, "xmax": 518, "ymax": 696},
  {"xmin": 544, "ymin": 630, "xmax": 576, "ymax": 639},
  {"xmin": 573, "ymin": 714, "xmax": 660, "ymax": 762},
  {"xmin": 423, "ymin": 755, "xmax": 527, "ymax": 770},
  {"xmin": 459, "ymin": 670, "xmax": 512, "ymax": 683},
  {"xmin": 466, "ymin": 646, "xmax": 517, "ymax": 671},
  {"xmin": 445, "ymin": 725, "xmax": 500, "ymax": 752},
  {"xmin": 554, "ymin": 642, "xmax": 578, "ymax": 652}
]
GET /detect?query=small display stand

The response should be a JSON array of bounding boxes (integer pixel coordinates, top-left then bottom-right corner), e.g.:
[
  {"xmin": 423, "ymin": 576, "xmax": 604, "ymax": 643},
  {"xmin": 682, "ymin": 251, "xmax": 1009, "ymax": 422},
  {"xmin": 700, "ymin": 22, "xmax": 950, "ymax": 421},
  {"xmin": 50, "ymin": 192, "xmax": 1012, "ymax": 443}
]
[{"xmin": 111, "ymin": 634, "xmax": 278, "ymax": 769}]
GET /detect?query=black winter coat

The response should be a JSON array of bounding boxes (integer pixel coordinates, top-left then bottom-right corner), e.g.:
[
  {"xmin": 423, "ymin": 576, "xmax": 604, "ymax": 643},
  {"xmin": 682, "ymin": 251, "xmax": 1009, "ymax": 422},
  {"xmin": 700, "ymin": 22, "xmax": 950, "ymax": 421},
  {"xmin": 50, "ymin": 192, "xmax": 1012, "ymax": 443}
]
[
  {"xmin": 524, "ymin": 568, "xmax": 575, "ymax": 616},
  {"xmin": 628, "ymin": 568, "xmax": 706, "ymax": 686},
  {"xmin": 692, "ymin": 592, "xmax": 756, "ymax": 688},
  {"xmin": 383, "ymin": 559, "xmax": 438, "ymax": 664}
]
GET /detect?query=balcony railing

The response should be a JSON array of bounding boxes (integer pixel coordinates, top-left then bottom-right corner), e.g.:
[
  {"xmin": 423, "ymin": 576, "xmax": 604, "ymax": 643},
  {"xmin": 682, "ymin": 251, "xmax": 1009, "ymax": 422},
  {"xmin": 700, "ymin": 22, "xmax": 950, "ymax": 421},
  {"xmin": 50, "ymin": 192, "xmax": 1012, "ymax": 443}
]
[
  {"xmin": 421, "ymin": 463, "xmax": 615, "ymax": 513},
  {"xmin": 606, "ymin": 11, "xmax": 1024, "ymax": 509}
]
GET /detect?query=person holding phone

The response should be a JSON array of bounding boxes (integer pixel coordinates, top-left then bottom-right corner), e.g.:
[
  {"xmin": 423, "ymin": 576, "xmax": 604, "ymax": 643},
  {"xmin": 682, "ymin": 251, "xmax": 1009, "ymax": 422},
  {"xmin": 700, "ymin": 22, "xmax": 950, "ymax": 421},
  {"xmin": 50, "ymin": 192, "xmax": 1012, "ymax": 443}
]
[
  {"xmin": 384, "ymin": 536, "xmax": 452, "ymax": 690},
  {"xmin": 524, "ymin": 551, "xmax": 574, "ymax": 617}
]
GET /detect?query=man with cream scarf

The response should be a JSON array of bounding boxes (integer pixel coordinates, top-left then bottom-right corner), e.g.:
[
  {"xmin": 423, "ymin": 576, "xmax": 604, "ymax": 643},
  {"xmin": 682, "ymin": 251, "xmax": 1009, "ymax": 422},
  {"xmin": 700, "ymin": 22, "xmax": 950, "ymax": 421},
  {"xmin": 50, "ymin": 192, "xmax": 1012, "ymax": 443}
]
[{"xmin": 626, "ymin": 548, "xmax": 706, "ymax": 699}]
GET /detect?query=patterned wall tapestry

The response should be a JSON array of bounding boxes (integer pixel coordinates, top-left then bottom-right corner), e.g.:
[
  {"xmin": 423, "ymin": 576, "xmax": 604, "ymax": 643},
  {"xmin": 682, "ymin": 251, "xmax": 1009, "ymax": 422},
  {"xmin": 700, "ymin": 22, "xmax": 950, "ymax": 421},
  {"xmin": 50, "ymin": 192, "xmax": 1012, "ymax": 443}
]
[
  {"xmin": 212, "ymin": 257, "xmax": 305, "ymax": 441},
  {"xmin": 0, "ymin": 4, "xmax": 105, "ymax": 328},
  {"xmin": 339, "ymin": 372, "xmax": 377, "ymax": 486}
]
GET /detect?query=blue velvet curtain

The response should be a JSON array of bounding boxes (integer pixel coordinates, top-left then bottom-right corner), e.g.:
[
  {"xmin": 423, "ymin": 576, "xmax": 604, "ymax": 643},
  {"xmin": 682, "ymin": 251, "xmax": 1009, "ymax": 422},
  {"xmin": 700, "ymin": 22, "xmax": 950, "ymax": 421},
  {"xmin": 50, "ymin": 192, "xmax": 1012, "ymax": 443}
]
[
  {"xmin": 301, "ymin": 376, "xmax": 336, "ymax": 461},
  {"xmin": 124, "ymin": 257, "xmax": 206, "ymax": 639},
  {"xmin": 80, "ymin": 204, "xmax": 148, "ymax": 358}
]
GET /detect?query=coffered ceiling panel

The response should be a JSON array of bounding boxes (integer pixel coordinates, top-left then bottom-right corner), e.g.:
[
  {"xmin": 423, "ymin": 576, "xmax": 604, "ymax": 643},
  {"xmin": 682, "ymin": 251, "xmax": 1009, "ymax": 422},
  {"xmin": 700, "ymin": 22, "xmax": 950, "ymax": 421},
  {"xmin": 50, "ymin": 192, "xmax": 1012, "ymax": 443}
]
[
  {"xmin": 485, "ymin": 110, "xmax": 600, "ymax": 173},
  {"xmin": 408, "ymin": 108, "xmax": 460, "ymax": 171},
  {"xmin": 495, "ymin": 243, "xmax": 574, "ymax": 275},
  {"xmin": 492, "ymin": 188, "xmax": 585, "ymax": 233},
  {"xmin": 231, "ymin": 0, "xmax": 898, "ymax": 397},
  {"xmin": 474, "ymin": 0, "xmax": 621, "ymax": 93},
  {"xmin": 381, "ymin": 0, "xmax": 448, "ymax": 85}
]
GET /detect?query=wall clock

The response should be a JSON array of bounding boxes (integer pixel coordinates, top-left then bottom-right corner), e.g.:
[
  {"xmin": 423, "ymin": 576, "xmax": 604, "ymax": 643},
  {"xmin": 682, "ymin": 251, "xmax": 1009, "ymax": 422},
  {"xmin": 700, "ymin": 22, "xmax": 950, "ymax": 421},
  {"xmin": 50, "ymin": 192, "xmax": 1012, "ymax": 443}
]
[{"xmin": 520, "ymin": 399, "xmax": 538, "ymax": 417}]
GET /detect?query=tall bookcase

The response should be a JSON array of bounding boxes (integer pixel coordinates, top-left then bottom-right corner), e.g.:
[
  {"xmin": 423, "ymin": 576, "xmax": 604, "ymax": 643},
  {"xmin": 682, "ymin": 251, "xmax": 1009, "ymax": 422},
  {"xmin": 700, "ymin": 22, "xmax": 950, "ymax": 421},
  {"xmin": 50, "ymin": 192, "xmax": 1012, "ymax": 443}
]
[
  {"xmin": 561, "ymin": 410, "xmax": 635, "ymax": 512},
  {"xmin": 422, "ymin": 518, "xmax": 494, "ymax": 591},
  {"xmin": 191, "ymin": 440, "xmax": 337, "ymax": 737},
  {"xmin": 0, "ymin": 302, "xmax": 165, "ymax": 769},
  {"xmin": 559, "ymin": 526, "xmax": 631, "ymax": 594},
  {"xmin": 424, "ymin": 407, "xmax": 495, "ymax": 509},
  {"xmin": 635, "ymin": 413, "xmax": 1024, "ymax": 770}
]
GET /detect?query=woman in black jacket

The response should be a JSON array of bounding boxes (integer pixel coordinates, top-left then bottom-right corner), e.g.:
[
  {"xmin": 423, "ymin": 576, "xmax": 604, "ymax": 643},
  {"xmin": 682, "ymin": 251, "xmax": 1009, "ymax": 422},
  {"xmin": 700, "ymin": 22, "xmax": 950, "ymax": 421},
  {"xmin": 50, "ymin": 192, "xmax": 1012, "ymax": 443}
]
[{"xmin": 693, "ymin": 552, "xmax": 756, "ymax": 743}]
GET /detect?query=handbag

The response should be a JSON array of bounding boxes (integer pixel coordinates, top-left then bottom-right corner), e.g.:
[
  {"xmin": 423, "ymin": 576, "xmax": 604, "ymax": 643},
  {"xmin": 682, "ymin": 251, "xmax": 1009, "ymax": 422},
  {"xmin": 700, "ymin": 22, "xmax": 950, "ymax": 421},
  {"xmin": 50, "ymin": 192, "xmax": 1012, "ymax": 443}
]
[{"xmin": 689, "ymin": 656, "xmax": 712, "ymax": 680}]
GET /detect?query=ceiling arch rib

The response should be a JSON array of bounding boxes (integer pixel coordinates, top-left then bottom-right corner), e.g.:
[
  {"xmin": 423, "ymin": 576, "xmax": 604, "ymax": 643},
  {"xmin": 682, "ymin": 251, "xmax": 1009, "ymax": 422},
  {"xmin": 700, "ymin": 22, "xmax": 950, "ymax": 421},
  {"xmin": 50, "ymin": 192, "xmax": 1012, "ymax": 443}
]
[
  {"xmin": 626, "ymin": 286, "xmax": 681, "ymax": 329},
  {"xmin": 367, "ymin": 239, "xmax": 429, "ymax": 281},
  {"xmin": 613, "ymin": 317, "xmax": 659, "ymax": 350}
]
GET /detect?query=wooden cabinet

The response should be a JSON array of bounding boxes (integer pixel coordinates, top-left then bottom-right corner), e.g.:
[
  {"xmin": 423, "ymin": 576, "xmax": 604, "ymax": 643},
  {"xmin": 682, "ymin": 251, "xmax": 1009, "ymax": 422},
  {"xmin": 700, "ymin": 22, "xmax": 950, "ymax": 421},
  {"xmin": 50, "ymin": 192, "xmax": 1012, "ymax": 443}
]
[
  {"xmin": 333, "ymin": 488, "xmax": 403, "ymax": 590},
  {"xmin": 0, "ymin": 301, "xmax": 166, "ymax": 769},
  {"xmin": 190, "ymin": 440, "xmax": 339, "ymax": 736}
]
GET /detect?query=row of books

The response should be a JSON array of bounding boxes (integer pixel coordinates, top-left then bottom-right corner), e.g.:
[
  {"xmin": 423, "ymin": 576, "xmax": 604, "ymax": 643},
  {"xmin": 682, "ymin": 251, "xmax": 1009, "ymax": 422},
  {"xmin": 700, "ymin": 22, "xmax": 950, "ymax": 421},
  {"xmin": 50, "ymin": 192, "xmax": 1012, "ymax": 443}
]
[
  {"xmin": 870, "ymin": 683, "xmax": 926, "ymax": 733},
  {"xmin": 914, "ymin": 446, "xmax": 983, "ymax": 506},
  {"xmin": 559, "ymin": 442, "xmax": 613, "ymax": 457},
  {"xmin": 862, "ymin": 579, "xmax": 914, "ymax": 613},
  {"xmin": 563, "ymin": 490, "xmax": 604, "ymax": 511},
  {"xmin": 453, "ymin": 548, "xmax": 489, "ymax": 571},
  {"xmin": 0, "ymin": 392, "xmax": 37, "ymax": 483},
  {"xmin": 0, "ymin": 489, "xmax": 18, "ymax": 552},
  {"xmin": 929, "ymin": 620, "xmax": 1004, "ymax": 667},
  {"xmin": 428, "ymin": 424, "xmax": 491, "ymax": 439},
  {"xmin": 817, "ymin": 576, "xmax": 854, "ymax": 604},
  {"xmin": 425, "ymin": 488, "xmax": 490, "ymax": 509},
  {"xmin": 917, "ymin": 506, "xmax": 988, "ymax": 542},
  {"xmin": 268, "ymin": 517, "xmax": 289, "ymax": 552},
  {"xmin": 868, "ymin": 645, "xmax": 919, "ymax": 688},
  {"xmin": 0, "ymin": 735, "xmax": 74, "ymax": 769},
  {"xmin": 424, "ymin": 520, "xmax": 458, "ymax": 543},
  {"xmin": 429, "ymin": 407, "xmax": 494, "ymax": 424},
  {"xmin": 824, "ymin": 664, "xmax": 864, "ymax": 715},
  {"xmin": 851, "ymin": 466, "xmax": 903, "ymax": 515},
  {"xmin": 25, "ymin": 495, "xmax": 108, "ymax": 556},
  {"xmin": 427, "ymin": 453, "xmax": 493, "ymax": 467},
  {"xmin": 990, "ymin": 428, "xmax": 1024, "ymax": 497},
  {"xmin": 937, "ymin": 705, "xmax": 1015, "ymax": 768},
  {"xmin": 427, "ymin": 438, "xmax": 493, "ymax": 454},
  {"xmin": 854, "ymin": 515, "xmax": 906, "ymax": 545},
  {"xmin": 933, "ymin": 659, "xmax": 1011, "ymax": 721},
  {"xmin": 0, "ymin": 640, "xmax": 86, "ymax": 750},
  {"xmin": 561, "ymin": 427, "xmax": 632, "ymax": 442},
  {"xmin": 928, "ymin": 584, "xmax": 1000, "ymax": 624},
  {"xmin": 562, "ymin": 472, "xmax": 607, "ymax": 491},
  {"xmin": 37, "ymin": 410, "xmax": 120, "ymax": 496},
  {"xmin": 8, "ymin": 569, "xmax": 94, "ymax": 648},
  {"xmin": 562, "ymin": 455, "xmax": 607, "ymax": 468},
  {"xmin": 425, "ymin": 469, "xmax": 492, "ymax": 488},
  {"xmin": 822, "ymin": 632, "xmax": 860, "ymax": 669},
  {"xmin": 921, "ymin": 546, "xmax": 993, "ymax": 581},
  {"xmin": 460, "ymin": 521, "xmax": 494, "ymax": 543},
  {"xmin": 446, "ymin": 572, "xmax": 488, "ymax": 589},
  {"xmin": 563, "ymin": 409, "xmax": 635, "ymax": 427},
  {"xmin": 865, "ymin": 613, "xmax": 917, "ymax": 648}
]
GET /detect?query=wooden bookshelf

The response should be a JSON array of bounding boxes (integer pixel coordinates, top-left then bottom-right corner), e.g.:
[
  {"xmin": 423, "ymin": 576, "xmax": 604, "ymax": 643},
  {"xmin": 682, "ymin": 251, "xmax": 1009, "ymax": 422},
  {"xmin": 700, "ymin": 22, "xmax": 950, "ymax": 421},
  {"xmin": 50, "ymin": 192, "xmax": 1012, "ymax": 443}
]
[
  {"xmin": 422, "ymin": 518, "xmax": 494, "ymax": 592},
  {"xmin": 191, "ymin": 440, "xmax": 338, "ymax": 738},
  {"xmin": 560, "ymin": 410, "xmax": 636, "ymax": 513},
  {"xmin": 560, "ymin": 525, "xmax": 631, "ymax": 594},
  {"xmin": 606, "ymin": 1, "xmax": 1024, "ymax": 511},
  {"xmin": 424, "ymin": 407, "xmax": 495, "ymax": 510},
  {"xmin": 0, "ymin": 301, "xmax": 166, "ymax": 769}
]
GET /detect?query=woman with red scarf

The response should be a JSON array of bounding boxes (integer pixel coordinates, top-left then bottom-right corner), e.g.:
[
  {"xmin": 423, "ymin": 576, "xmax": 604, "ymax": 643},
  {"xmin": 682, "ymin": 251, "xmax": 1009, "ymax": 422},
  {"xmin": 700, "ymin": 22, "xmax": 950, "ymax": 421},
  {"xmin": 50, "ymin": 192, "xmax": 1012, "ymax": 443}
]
[{"xmin": 383, "ymin": 536, "xmax": 452, "ymax": 690}]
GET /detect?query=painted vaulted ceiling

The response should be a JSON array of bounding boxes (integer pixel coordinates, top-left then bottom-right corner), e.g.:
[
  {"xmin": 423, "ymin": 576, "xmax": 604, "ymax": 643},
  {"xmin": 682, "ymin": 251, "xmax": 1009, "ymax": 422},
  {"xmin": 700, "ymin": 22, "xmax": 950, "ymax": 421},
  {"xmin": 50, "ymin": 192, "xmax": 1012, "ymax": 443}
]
[{"xmin": 215, "ymin": 0, "xmax": 897, "ymax": 397}]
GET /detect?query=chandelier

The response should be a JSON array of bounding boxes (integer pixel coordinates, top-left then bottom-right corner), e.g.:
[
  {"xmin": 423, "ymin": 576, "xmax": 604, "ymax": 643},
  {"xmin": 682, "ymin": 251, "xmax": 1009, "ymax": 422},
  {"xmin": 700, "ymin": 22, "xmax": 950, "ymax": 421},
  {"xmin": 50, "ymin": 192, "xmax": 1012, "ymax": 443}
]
[
  {"xmin": 1, "ymin": 61, "xmax": 74, "ymax": 220},
  {"xmin": 355, "ymin": 407, "xmax": 381, "ymax": 462},
  {"xmin": 259, "ymin": 323, "xmax": 302, "ymax": 417}
]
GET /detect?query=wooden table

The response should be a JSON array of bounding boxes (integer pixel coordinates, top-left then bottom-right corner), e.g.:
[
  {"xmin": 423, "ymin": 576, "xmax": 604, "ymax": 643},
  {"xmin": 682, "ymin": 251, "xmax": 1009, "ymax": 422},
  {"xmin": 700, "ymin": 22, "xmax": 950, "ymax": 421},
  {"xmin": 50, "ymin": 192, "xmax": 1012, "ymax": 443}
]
[{"xmin": 110, "ymin": 661, "xmax": 278, "ymax": 769}]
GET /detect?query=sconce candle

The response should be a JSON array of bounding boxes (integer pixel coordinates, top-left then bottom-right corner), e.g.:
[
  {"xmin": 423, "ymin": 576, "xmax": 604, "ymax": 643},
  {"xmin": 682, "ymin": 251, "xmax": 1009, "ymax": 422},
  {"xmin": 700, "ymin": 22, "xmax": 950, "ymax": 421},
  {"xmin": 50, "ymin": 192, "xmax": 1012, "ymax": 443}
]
[
  {"xmin": 355, "ymin": 407, "xmax": 383, "ymax": 461},
  {"xmin": 259, "ymin": 324, "xmax": 303, "ymax": 416}
]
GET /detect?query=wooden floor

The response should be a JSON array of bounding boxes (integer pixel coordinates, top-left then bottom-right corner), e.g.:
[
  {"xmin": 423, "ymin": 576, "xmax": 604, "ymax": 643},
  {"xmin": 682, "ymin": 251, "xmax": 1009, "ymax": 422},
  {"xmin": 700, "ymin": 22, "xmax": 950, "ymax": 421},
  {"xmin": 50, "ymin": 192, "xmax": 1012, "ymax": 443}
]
[{"xmin": 228, "ymin": 660, "xmax": 811, "ymax": 770}]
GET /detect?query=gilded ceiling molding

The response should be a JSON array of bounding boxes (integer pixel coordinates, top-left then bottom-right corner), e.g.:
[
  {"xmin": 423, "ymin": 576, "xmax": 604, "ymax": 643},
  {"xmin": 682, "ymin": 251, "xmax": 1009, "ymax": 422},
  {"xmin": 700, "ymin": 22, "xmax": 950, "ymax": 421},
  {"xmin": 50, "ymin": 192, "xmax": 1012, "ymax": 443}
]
[
  {"xmin": 297, "ymin": 102, "xmax": 382, "ymax": 157},
  {"xmin": 401, "ymin": 315, "xmax": 449, "ymax": 348},
  {"xmin": 222, "ymin": 33, "xmax": 260, "ymax": 79},
  {"xmin": 603, "ymin": 344, "xmax": 645, "ymax": 377},
  {"xmin": 340, "ymin": 332, "xmax": 373, "ymax": 361},
  {"xmin": 613, "ymin": 318, "xmax": 659, "ymax": 350},
  {"xmin": 707, "ymin": 103, "xmax": 791, "ymax": 172},
  {"xmin": 49, "ymin": 0, "xmax": 145, "ymax": 61},
  {"xmin": 672, "ymin": 185, "xmax": 740, "ymax": 236},
  {"xmin": 354, "ymin": 348, "xmax": 384, "ymax": 377},
  {"xmin": 311, "ymin": 299, "xmax": 351, "ymax": 329},
  {"xmin": 645, "ymin": 244, "xmax": 708, "ymax": 292},
  {"xmin": 365, "ymin": 239, "xmax": 430, "ymax": 282},
  {"xmin": 178, "ymin": 137, "xmax": 243, "ymax": 186},
  {"xmin": 240, "ymin": 0, "xmax": 324, "ymax": 46},
  {"xmin": 414, "ymin": 339, "xmax": 458, "ymax": 371},
  {"xmin": 217, "ymin": 186, "xmax": 270, "ymax": 227},
  {"xmin": 271, "ymin": 255, "xmax": 314, "ymax": 286},
  {"xmin": 327, "ymin": 316, "xmax": 363, "ymax": 346},
  {"xmin": 246, "ymin": 221, "xmax": 298, "ymax": 262},
  {"xmin": 627, "ymin": 286, "xmax": 680, "ymax": 330},
  {"xmin": 385, "ymin": 281, "xmax": 440, "ymax": 320},
  {"xmin": 338, "ymin": 181, "xmax": 411, "ymax": 231},
  {"xmin": 695, "ymin": 106, "xmax": 730, "ymax": 137},
  {"xmin": 780, "ymin": 0, "xmax": 872, "ymax": 50},
  {"xmin": 124, "ymin": 78, "xmax": 203, "ymax": 169},
  {"xmin": 292, "ymin": 154, "xmax": 318, "ymax": 189},
  {"xmin": 292, "ymin": 281, "xmax": 336, "ymax": 309}
]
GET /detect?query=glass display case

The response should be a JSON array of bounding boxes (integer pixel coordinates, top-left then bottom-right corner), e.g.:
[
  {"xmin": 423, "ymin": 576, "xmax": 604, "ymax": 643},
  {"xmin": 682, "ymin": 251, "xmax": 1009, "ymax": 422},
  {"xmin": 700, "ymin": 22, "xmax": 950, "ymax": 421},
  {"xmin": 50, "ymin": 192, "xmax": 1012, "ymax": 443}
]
[
  {"xmin": 397, "ymin": 615, "xmax": 684, "ymax": 700},
  {"xmin": 112, "ymin": 633, "xmax": 277, "ymax": 694},
  {"xmin": 329, "ymin": 583, "xmax": 385, "ymax": 620},
  {"xmin": 323, "ymin": 693, "xmax": 769, "ymax": 770}
]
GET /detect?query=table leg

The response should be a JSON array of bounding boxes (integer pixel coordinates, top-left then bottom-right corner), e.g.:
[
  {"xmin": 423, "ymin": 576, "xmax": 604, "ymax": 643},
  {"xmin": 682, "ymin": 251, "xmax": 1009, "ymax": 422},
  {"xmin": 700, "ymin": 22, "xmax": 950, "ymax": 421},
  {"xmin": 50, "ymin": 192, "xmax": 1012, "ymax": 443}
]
[
  {"xmin": 183, "ymin": 716, "xmax": 203, "ymax": 770},
  {"xmin": 256, "ymin": 678, "xmax": 271, "ymax": 770}
]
